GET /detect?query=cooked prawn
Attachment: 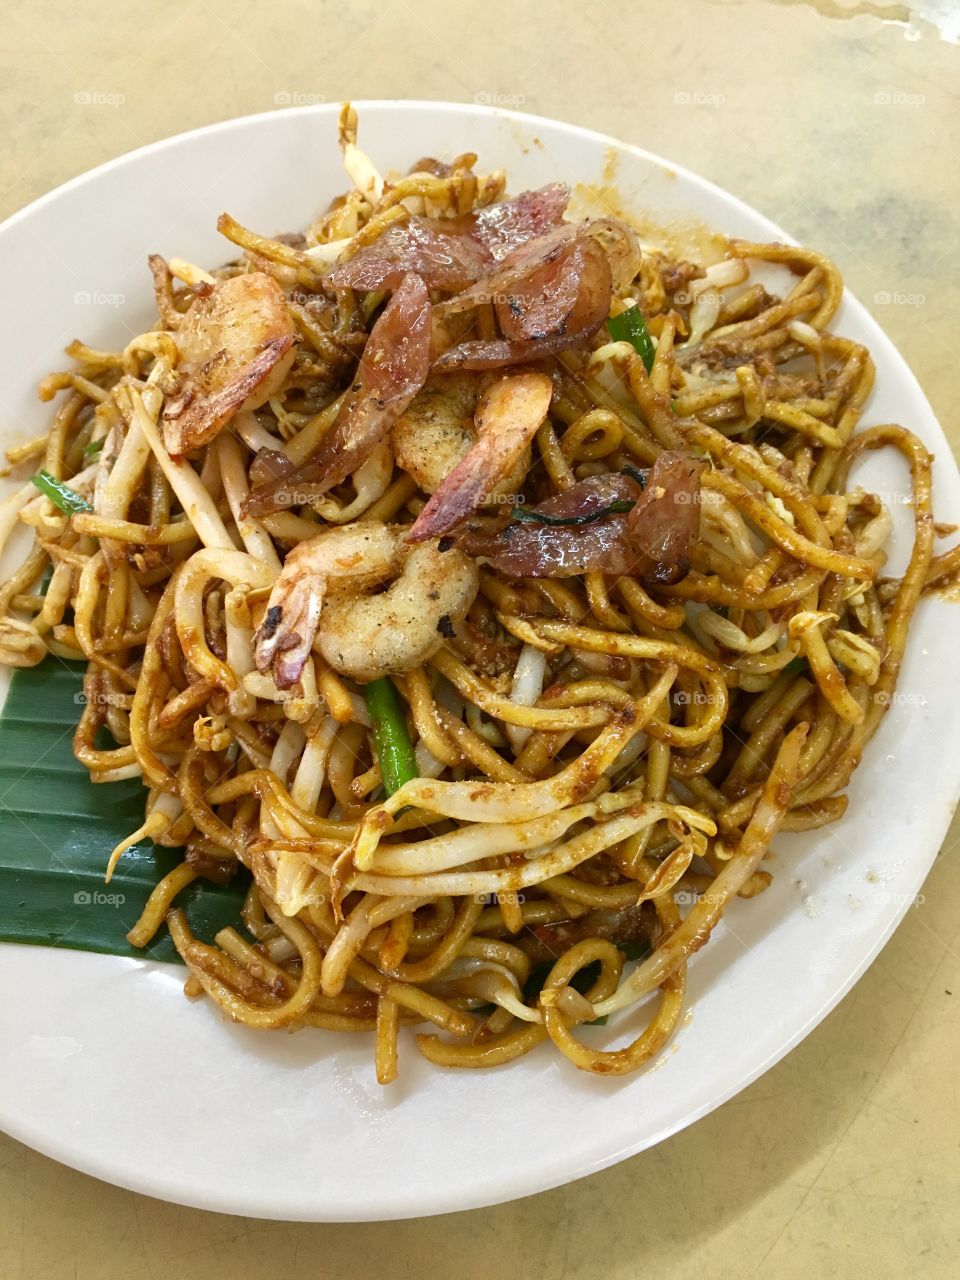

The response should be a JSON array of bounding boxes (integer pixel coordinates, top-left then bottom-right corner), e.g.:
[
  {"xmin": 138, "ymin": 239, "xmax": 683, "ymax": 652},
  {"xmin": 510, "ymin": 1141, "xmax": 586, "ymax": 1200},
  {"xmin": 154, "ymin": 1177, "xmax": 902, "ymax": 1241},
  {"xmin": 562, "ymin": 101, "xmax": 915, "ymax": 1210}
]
[
  {"xmin": 316, "ymin": 539, "xmax": 478, "ymax": 682},
  {"xmin": 162, "ymin": 272, "xmax": 297, "ymax": 456},
  {"xmin": 408, "ymin": 370, "xmax": 553, "ymax": 541},
  {"xmin": 254, "ymin": 522, "xmax": 396, "ymax": 689},
  {"xmin": 390, "ymin": 373, "xmax": 528, "ymax": 502},
  {"xmin": 253, "ymin": 521, "xmax": 478, "ymax": 688}
]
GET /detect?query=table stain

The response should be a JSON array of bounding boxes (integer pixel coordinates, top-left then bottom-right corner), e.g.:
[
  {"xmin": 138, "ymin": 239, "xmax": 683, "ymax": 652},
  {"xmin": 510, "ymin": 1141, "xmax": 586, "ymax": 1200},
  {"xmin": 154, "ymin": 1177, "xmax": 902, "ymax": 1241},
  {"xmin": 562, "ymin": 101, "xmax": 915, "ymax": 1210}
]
[
  {"xmin": 708, "ymin": 0, "xmax": 960, "ymax": 42},
  {"xmin": 774, "ymin": 0, "xmax": 910, "ymax": 24}
]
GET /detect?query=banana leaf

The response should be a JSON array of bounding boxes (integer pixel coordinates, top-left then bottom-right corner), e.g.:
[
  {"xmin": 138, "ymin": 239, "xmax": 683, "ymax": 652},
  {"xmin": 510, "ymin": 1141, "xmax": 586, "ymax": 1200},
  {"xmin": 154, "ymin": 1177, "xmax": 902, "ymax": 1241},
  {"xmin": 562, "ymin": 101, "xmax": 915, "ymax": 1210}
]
[{"xmin": 0, "ymin": 657, "xmax": 248, "ymax": 963}]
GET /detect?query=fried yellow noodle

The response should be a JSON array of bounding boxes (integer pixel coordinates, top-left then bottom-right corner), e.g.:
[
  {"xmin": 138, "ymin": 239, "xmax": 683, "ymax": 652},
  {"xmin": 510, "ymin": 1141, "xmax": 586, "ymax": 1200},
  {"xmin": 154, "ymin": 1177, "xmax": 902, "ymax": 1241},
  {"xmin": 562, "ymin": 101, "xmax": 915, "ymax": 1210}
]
[{"xmin": 0, "ymin": 104, "xmax": 948, "ymax": 1084}]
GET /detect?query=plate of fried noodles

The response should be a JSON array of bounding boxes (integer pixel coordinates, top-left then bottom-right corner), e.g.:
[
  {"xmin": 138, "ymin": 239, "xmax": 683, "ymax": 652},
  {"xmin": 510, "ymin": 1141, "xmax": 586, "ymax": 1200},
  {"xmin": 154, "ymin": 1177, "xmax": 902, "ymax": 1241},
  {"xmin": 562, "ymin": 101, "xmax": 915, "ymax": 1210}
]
[{"xmin": 0, "ymin": 100, "xmax": 958, "ymax": 1221}]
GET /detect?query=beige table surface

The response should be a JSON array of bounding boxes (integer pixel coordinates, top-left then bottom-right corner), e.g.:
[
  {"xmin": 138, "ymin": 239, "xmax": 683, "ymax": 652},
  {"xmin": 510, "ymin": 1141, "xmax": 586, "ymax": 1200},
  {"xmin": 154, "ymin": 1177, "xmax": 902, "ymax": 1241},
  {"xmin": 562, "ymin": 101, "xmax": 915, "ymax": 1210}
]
[{"xmin": 2, "ymin": 0, "xmax": 959, "ymax": 1275}]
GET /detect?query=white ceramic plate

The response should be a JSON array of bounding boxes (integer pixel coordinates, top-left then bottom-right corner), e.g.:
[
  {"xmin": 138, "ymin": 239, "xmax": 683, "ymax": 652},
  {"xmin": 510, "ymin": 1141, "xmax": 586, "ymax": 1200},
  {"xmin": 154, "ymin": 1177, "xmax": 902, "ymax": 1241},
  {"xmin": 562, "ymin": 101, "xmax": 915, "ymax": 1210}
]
[{"xmin": 1, "ymin": 102, "xmax": 958, "ymax": 1223}]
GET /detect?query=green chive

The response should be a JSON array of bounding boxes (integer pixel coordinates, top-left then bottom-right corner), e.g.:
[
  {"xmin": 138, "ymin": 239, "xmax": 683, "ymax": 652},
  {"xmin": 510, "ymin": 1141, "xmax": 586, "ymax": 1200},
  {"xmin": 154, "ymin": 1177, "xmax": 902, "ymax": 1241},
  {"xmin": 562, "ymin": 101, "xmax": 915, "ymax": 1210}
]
[
  {"xmin": 608, "ymin": 305, "xmax": 656, "ymax": 373},
  {"xmin": 510, "ymin": 499, "xmax": 634, "ymax": 528},
  {"xmin": 31, "ymin": 470, "xmax": 93, "ymax": 515},
  {"xmin": 621, "ymin": 463, "xmax": 648, "ymax": 490},
  {"xmin": 784, "ymin": 656, "xmax": 808, "ymax": 677},
  {"xmin": 83, "ymin": 438, "xmax": 105, "ymax": 460},
  {"xmin": 363, "ymin": 677, "xmax": 418, "ymax": 796}
]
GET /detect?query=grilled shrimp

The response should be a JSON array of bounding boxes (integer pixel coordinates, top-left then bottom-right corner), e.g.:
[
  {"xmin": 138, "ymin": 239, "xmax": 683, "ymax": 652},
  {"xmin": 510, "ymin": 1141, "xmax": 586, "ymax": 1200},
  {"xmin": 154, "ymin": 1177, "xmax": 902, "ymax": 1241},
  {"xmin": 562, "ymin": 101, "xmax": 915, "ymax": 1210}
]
[
  {"xmin": 254, "ymin": 522, "xmax": 396, "ymax": 689},
  {"xmin": 316, "ymin": 540, "xmax": 478, "ymax": 682},
  {"xmin": 253, "ymin": 521, "xmax": 478, "ymax": 688},
  {"xmin": 408, "ymin": 370, "xmax": 553, "ymax": 541},
  {"xmin": 162, "ymin": 272, "xmax": 297, "ymax": 456},
  {"xmin": 390, "ymin": 374, "xmax": 529, "ymax": 502}
]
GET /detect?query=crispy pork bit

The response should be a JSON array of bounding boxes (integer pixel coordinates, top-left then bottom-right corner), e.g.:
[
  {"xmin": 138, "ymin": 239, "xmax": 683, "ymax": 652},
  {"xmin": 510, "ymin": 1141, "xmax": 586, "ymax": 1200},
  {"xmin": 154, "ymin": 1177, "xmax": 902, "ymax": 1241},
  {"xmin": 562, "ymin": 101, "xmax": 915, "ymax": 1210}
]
[
  {"xmin": 533, "ymin": 904, "xmax": 651, "ymax": 957},
  {"xmin": 161, "ymin": 272, "xmax": 297, "ymax": 456}
]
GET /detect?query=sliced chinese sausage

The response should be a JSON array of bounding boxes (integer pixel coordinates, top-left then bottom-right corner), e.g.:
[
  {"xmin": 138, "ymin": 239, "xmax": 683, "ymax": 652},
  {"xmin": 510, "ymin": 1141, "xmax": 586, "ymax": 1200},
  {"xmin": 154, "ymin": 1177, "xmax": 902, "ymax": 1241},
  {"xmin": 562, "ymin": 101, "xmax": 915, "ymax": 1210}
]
[
  {"xmin": 243, "ymin": 272, "xmax": 432, "ymax": 516},
  {"xmin": 434, "ymin": 227, "xmax": 612, "ymax": 371},
  {"xmin": 456, "ymin": 453, "xmax": 702, "ymax": 587}
]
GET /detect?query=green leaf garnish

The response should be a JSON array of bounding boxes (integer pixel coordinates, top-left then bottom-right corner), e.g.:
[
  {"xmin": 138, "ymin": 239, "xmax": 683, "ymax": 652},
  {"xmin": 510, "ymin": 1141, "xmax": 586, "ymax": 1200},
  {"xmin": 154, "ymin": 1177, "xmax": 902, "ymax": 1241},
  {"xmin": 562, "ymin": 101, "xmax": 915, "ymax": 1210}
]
[
  {"xmin": 0, "ymin": 658, "xmax": 247, "ymax": 962},
  {"xmin": 613, "ymin": 938, "xmax": 651, "ymax": 963},
  {"xmin": 621, "ymin": 464, "xmax": 648, "ymax": 490}
]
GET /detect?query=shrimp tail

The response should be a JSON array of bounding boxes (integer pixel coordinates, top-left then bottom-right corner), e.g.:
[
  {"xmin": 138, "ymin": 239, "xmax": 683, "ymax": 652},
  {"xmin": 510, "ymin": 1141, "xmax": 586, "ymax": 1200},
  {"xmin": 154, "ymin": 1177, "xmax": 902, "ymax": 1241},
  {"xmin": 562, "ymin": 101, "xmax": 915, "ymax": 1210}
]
[
  {"xmin": 163, "ymin": 335, "xmax": 297, "ymax": 457},
  {"xmin": 254, "ymin": 574, "xmax": 325, "ymax": 689},
  {"xmin": 253, "ymin": 522, "xmax": 400, "ymax": 688}
]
